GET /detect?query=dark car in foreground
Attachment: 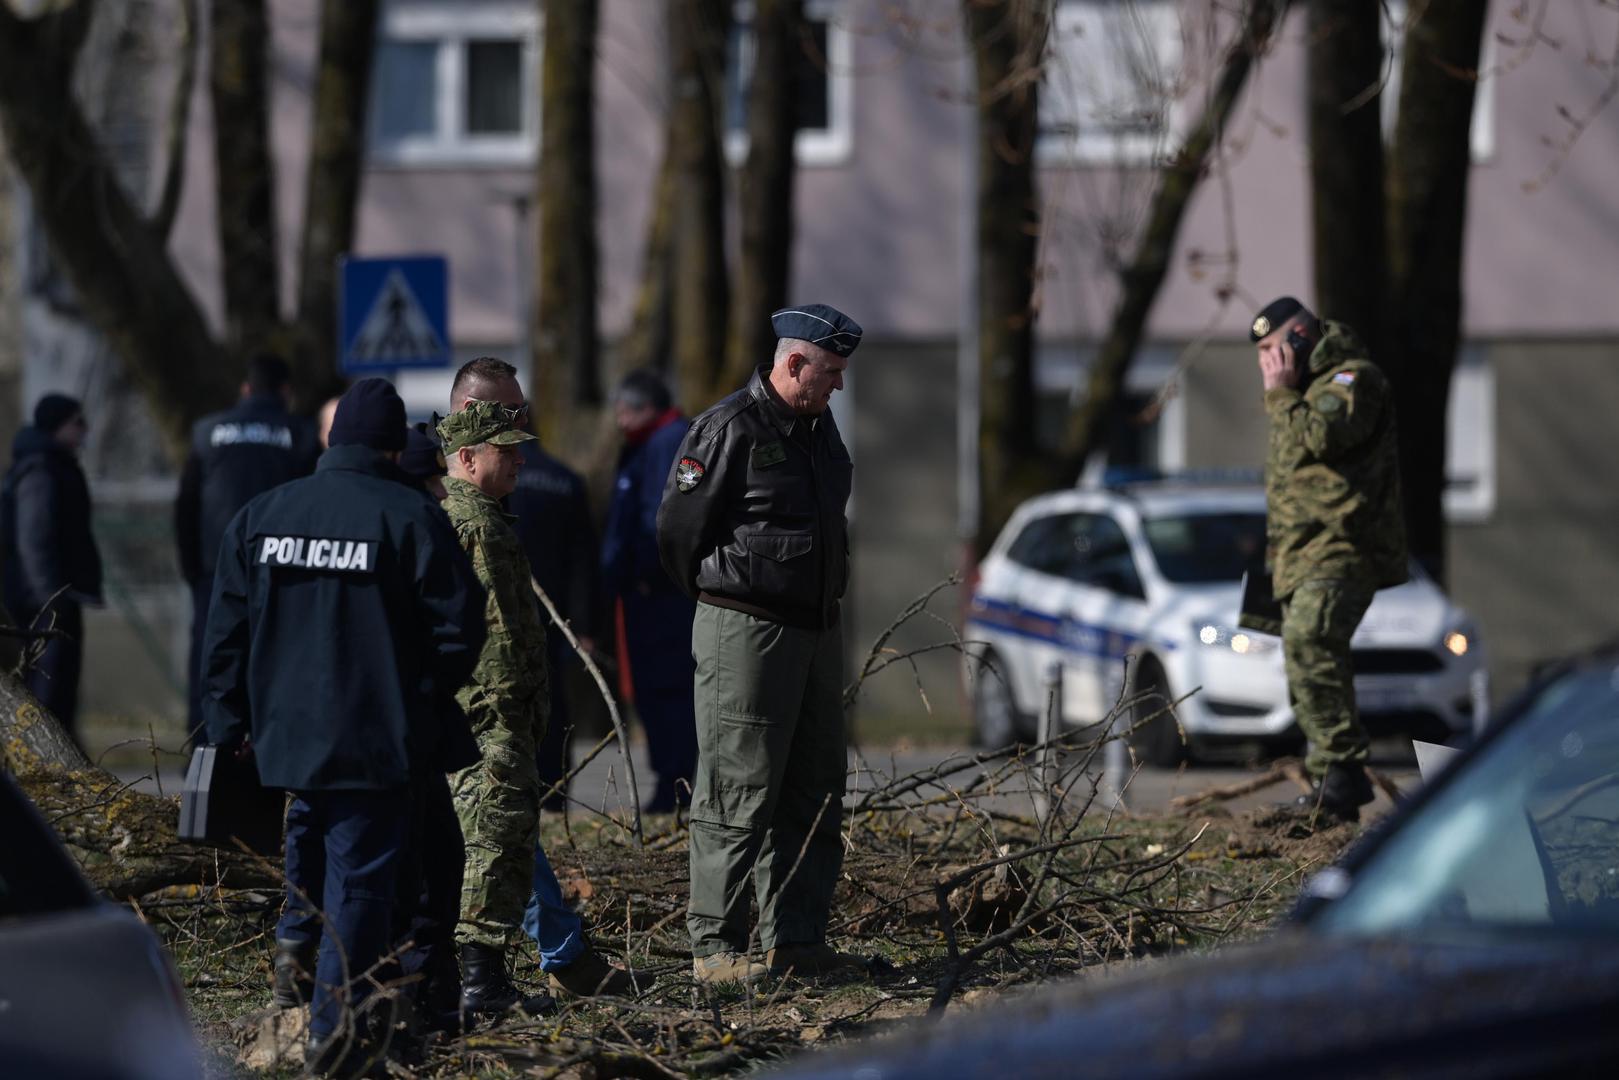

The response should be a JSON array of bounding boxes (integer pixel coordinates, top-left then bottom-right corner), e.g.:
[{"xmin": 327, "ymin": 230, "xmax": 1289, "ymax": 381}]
[
  {"xmin": 778, "ymin": 650, "xmax": 1619, "ymax": 1078},
  {"xmin": 0, "ymin": 769, "xmax": 202, "ymax": 1080}
]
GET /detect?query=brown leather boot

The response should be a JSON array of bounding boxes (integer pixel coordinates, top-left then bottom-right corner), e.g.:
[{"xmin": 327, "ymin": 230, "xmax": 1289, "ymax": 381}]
[{"xmin": 547, "ymin": 947, "xmax": 638, "ymax": 997}]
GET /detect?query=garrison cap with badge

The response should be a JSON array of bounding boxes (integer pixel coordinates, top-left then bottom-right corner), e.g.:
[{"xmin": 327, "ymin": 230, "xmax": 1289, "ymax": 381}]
[
  {"xmin": 1249, "ymin": 296, "xmax": 1305, "ymax": 342},
  {"xmin": 770, "ymin": 304, "xmax": 864, "ymax": 357},
  {"xmin": 436, "ymin": 398, "xmax": 539, "ymax": 452}
]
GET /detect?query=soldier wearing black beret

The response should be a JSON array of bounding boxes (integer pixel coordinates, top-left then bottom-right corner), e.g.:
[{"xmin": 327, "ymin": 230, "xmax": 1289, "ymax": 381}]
[
  {"xmin": 1251, "ymin": 298, "xmax": 1408, "ymax": 823},
  {"xmin": 656, "ymin": 303, "xmax": 864, "ymax": 984}
]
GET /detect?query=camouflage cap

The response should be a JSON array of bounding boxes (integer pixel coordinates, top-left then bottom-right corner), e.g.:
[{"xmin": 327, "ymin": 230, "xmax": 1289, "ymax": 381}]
[{"xmin": 436, "ymin": 398, "xmax": 538, "ymax": 452}]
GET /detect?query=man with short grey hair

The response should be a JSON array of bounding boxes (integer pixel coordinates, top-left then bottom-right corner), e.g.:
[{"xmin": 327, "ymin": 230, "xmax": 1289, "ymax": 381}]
[{"xmin": 657, "ymin": 303, "xmax": 862, "ymax": 984}]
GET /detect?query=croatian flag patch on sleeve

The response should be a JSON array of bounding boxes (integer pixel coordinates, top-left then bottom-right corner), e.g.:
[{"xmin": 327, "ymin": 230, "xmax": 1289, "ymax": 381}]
[{"xmin": 1333, "ymin": 372, "xmax": 1356, "ymax": 386}]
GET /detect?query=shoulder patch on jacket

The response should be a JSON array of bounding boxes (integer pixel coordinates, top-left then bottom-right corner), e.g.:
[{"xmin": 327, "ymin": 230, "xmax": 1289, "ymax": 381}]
[
  {"xmin": 675, "ymin": 457, "xmax": 706, "ymax": 492},
  {"xmin": 1332, "ymin": 371, "xmax": 1356, "ymax": 386}
]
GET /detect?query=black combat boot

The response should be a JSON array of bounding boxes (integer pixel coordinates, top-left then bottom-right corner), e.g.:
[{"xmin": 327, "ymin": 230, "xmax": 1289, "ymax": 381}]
[
  {"xmin": 272, "ymin": 937, "xmax": 318, "ymax": 1009},
  {"xmin": 458, "ymin": 942, "xmax": 554, "ymax": 1021},
  {"xmin": 1290, "ymin": 763, "xmax": 1375, "ymax": 823}
]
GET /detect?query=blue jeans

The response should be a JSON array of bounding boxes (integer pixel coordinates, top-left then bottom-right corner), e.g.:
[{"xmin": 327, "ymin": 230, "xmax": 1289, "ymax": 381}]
[
  {"xmin": 278, "ymin": 789, "xmax": 410, "ymax": 1041},
  {"xmin": 523, "ymin": 838, "xmax": 584, "ymax": 970}
]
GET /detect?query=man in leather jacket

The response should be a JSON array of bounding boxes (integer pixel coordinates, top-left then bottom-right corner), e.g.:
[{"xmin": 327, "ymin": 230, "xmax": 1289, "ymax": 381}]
[{"xmin": 657, "ymin": 304, "xmax": 862, "ymax": 984}]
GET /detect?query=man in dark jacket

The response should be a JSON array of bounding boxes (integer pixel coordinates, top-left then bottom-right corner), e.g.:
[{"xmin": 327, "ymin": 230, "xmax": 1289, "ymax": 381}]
[
  {"xmin": 508, "ymin": 437, "xmax": 600, "ymax": 810},
  {"xmin": 202, "ymin": 379, "xmax": 485, "ymax": 1069},
  {"xmin": 1, "ymin": 394, "xmax": 102, "ymax": 739},
  {"xmin": 604, "ymin": 369, "xmax": 697, "ymax": 812},
  {"xmin": 175, "ymin": 354, "xmax": 319, "ymax": 738},
  {"xmin": 656, "ymin": 305, "xmax": 860, "ymax": 984}
]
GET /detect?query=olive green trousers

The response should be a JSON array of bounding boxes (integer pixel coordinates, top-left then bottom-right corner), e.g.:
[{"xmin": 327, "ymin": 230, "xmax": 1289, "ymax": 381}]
[
  {"xmin": 686, "ymin": 603, "xmax": 846, "ymax": 957},
  {"xmin": 1281, "ymin": 579, "xmax": 1375, "ymax": 777}
]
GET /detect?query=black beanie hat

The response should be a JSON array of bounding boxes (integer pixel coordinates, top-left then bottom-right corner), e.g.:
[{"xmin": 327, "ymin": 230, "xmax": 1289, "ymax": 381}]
[
  {"xmin": 33, "ymin": 394, "xmax": 83, "ymax": 435},
  {"xmin": 328, "ymin": 378, "xmax": 407, "ymax": 452}
]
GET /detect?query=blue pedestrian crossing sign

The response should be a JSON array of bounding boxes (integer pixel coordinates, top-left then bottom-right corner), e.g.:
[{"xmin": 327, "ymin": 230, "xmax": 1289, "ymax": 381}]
[{"xmin": 339, "ymin": 255, "xmax": 451, "ymax": 372}]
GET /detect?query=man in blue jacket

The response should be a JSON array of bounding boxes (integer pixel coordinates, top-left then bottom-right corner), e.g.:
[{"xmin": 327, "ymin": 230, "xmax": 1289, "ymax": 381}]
[
  {"xmin": 603, "ymin": 370, "xmax": 698, "ymax": 813},
  {"xmin": 201, "ymin": 379, "xmax": 485, "ymax": 1073}
]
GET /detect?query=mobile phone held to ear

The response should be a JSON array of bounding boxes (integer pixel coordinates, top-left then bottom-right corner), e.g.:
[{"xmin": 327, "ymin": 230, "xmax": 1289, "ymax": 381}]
[{"xmin": 1285, "ymin": 326, "xmax": 1312, "ymax": 357}]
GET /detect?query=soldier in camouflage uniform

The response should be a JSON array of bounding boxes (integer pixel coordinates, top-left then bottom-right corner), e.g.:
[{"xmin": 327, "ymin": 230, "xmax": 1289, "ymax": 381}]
[
  {"xmin": 437, "ymin": 401, "xmax": 554, "ymax": 1016},
  {"xmin": 1252, "ymin": 297, "xmax": 1408, "ymax": 822},
  {"xmin": 439, "ymin": 389, "xmax": 636, "ymax": 1015}
]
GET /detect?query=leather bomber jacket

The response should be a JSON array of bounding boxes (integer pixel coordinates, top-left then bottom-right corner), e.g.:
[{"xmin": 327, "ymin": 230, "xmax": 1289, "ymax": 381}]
[{"xmin": 656, "ymin": 366, "xmax": 852, "ymax": 630}]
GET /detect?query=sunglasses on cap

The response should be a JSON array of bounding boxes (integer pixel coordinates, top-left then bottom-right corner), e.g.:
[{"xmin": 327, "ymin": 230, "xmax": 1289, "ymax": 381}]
[{"xmin": 469, "ymin": 398, "xmax": 530, "ymax": 425}]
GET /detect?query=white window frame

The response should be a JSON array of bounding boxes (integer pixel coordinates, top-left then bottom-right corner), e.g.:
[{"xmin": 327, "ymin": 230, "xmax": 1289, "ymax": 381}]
[
  {"xmin": 368, "ymin": 1, "xmax": 540, "ymax": 167},
  {"xmin": 1038, "ymin": 0, "xmax": 1185, "ymax": 167},
  {"xmin": 1039, "ymin": 342, "xmax": 1186, "ymax": 471},
  {"xmin": 1381, "ymin": 1, "xmax": 1497, "ymax": 163},
  {"xmin": 1444, "ymin": 350, "xmax": 1495, "ymax": 522},
  {"xmin": 724, "ymin": 0, "xmax": 854, "ymax": 168}
]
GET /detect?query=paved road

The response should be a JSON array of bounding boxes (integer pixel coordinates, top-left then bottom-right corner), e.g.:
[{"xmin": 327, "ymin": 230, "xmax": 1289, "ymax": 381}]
[{"xmin": 124, "ymin": 739, "xmax": 1421, "ymax": 819}]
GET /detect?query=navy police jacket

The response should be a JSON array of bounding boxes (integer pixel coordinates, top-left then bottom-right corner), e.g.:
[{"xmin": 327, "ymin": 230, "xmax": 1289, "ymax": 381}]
[
  {"xmin": 509, "ymin": 442, "xmax": 601, "ymax": 642},
  {"xmin": 175, "ymin": 394, "xmax": 319, "ymax": 583},
  {"xmin": 201, "ymin": 445, "xmax": 486, "ymax": 791},
  {"xmin": 656, "ymin": 366, "xmax": 851, "ymax": 630},
  {"xmin": 603, "ymin": 413, "xmax": 689, "ymax": 599}
]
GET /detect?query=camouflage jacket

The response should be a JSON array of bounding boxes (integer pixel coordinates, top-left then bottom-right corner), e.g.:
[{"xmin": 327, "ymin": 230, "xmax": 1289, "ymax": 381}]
[
  {"xmin": 442, "ymin": 476, "xmax": 550, "ymax": 742},
  {"xmin": 1263, "ymin": 320, "xmax": 1408, "ymax": 599}
]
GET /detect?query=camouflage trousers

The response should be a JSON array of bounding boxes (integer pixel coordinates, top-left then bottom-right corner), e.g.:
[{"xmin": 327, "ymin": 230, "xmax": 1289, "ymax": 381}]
[
  {"xmin": 1281, "ymin": 579, "xmax": 1374, "ymax": 778},
  {"xmin": 686, "ymin": 603, "xmax": 847, "ymax": 957},
  {"xmin": 451, "ymin": 722, "xmax": 540, "ymax": 947}
]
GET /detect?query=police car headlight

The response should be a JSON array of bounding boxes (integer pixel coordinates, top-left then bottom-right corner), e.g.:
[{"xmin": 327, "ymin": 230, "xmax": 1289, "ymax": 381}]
[
  {"xmin": 1443, "ymin": 622, "xmax": 1478, "ymax": 658},
  {"xmin": 1194, "ymin": 621, "xmax": 1276, "ymax": 656}
]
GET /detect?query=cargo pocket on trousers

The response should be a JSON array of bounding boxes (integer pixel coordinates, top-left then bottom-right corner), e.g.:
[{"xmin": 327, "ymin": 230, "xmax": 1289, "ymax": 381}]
[{"xmin": 710, "ymin": 709, "xmax": 776, "ymax": 827}]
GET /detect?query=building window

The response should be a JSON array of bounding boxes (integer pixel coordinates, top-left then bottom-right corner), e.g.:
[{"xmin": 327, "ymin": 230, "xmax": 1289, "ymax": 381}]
[
  {"xmin": 368, "ymin": 2, "xmax": 539, "ymax": 166},
  {"xmin": 1381, "ymin": 2, "xmax": 1496, "ymax": 162},
  {"xmin": 1039, "ymin": 0, "xmax": 1184, "ymax": 166},
  {"xmin": 724, "ymin": 0, "xmax": 853, "ymax": 166},
  {"xmin": 1445, "ymin": 350, "xmax": 1495, "ymax": 522}
]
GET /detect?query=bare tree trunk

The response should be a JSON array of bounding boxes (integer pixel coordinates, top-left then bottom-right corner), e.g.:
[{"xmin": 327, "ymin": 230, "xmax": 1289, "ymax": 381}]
[
  {"xmin": 619, "ymin": 149, "xmax": 676, "ymax": 380},
  {"xmin": 0, "ymin": 2, "xmax": 234, "ymax": 455},
  {"xmin": 965, "ymin": 0, "xmax": 1053, "ymax": 555},
  {"xmin": 1384, "ymin": 0, "xmax": 1488, "ymax": 585},
  {"xmin": 534, "ymin": 0, "xmax": 602, "ymax": 449},
  {"xmin": 722, "ymin": 0, "xmax": 801, "ymax": 394},
  {"xmin": 292, "ymin": 0, "xmax": 379, "ymax": 406},
  {"xmin": 150, "ymin": 0, "xmax": 200, "ymax": 244},
  {"xmin": 1057, "ymin": 0, "xmax": 1287, "ymax": 482},
  {"xmin": 667, "ymin": 0, "xmax": 731, "ymax": 409},
  {"xmin": 1307, "ymin": 0, "xmax": 1383, "ymax": 355},
  {"xmin": 209, "ymin": 0, "xmax": 281, "ymax": 355},
  {"xmin": 1, "ymin": 673, "xmax": 276, "ymax": 900}
]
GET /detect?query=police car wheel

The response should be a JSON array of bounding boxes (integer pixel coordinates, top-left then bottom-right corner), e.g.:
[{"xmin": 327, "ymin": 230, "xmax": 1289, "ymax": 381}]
[
  {"xmin": 1124, "ymin": 657, "xmax": 1185, "ymax": 768},
  {"xmin": 972, "ymin": 651, "xmax": 1031, "ymax": 749}
]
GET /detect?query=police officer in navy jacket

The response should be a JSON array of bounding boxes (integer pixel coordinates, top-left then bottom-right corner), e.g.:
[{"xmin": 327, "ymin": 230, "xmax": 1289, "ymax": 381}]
[
  {"xmin": 175, "ymin": 354, "xmax": 318, "ymax": 736},
  {"xmin": 201, "ymin": 378, "xmax": 484, "ymax": 1069}
]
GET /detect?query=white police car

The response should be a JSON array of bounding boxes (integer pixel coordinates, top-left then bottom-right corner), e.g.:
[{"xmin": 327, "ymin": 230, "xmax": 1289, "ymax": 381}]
[{"xmin": 965, "ymin": 476, "xmax": 1489, "ymax": 765}]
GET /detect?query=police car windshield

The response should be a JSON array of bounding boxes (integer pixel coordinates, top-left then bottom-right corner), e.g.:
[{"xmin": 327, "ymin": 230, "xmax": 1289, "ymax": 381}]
[{"xmin": 1142, "ymin": 513, "xmax": 1266, "ymax": 584}]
